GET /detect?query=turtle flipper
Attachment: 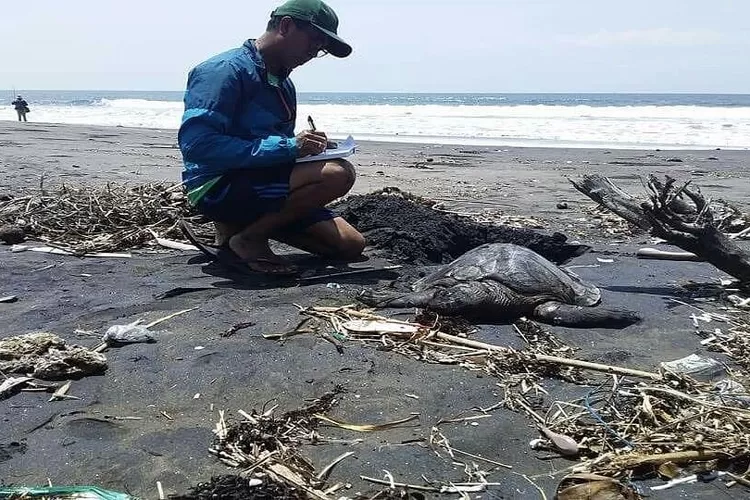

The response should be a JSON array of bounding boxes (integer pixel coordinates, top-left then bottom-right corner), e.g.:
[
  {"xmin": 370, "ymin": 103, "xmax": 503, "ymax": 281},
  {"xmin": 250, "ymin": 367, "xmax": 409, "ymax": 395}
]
[{"xmin": 533, "ymin": 301, "xmax": 640, "ymax": 329}]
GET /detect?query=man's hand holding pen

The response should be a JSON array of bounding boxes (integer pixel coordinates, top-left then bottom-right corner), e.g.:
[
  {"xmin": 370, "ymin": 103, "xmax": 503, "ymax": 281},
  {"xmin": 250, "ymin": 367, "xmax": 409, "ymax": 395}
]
[
  {"xmin": 295, "ymin": 115, "xmax": 336, "ymax": 158},
  {"xmin": 295, "ymin": 130, "xmax": 327, "ymax": 157}
]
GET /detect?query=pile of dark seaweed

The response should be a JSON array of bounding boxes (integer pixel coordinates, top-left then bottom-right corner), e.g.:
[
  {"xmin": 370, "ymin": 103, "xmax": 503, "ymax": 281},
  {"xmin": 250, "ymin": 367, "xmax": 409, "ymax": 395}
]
[{"xmin": 333, "ymin": 188, "xmax": 587, "ymax": 265}]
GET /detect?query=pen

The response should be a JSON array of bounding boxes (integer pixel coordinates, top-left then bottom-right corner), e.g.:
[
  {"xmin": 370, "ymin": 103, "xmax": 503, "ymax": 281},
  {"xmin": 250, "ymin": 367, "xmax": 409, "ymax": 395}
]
[{"xmin": 307, "ymin": 115, "xmax": 316, "ymax": 131}]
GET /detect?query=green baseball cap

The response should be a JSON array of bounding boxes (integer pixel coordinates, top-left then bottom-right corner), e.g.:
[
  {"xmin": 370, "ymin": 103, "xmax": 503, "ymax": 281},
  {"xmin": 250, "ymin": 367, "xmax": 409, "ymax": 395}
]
[{"xmin": 271, "ymin": 0, "xmax": 352, "ymax": 58}]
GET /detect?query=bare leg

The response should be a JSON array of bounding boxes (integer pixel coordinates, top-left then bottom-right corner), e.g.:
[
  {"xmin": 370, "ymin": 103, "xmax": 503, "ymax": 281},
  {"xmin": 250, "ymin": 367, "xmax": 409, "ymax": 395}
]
[
  {"xmin": 229, "ymin": 159, "xmax": 363, "ymax": 271},
  {"xmin": 273, "ymin": 216, "xmax": 366, "ymax": 261},
  {"xmin": 214, "ymin": 221, "xmax": 241, "ymax": 246}
]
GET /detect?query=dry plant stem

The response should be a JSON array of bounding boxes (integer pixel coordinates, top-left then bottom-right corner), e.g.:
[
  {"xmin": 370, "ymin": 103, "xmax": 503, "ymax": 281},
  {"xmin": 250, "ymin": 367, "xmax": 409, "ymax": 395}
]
[
  {"xmin": 315, "ymin": 451, "xmax": 356, "ymax": 481},
  {"xmin": 0, "ymin": 181, "xmax": 210, "ymax": 253},
  {"xmin": 435, "ymin": 332, "xmax": 661, "ymax": 380},
  {"xmin": 517, "ymin": 473, "xmax": 548, "ymax": 500},
  {"xmin": 267, "ymin": 463, "xmax": 332, "ymax": 500},
  {"xmin": 359, "ymin": 477, "xmax": 439, "ymax": 492},
  {"xmin": 447, "ymin": 447, "xmax": 513, "ymax": 469},
  {"xmin": 726, "ymin": 472, "xmax": 750, "ymax": 488},
  {"xmin": 618, "ymin": 450, "xmax": 726, "ymax": 467}
]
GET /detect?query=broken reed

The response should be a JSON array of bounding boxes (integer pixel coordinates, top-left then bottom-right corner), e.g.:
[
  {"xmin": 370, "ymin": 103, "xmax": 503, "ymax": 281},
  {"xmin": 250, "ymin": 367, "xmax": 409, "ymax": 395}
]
[
  {"xmin": 295, "ymin": 305, "xmax": 589, "ymax": 391},
  {"xmin": 0, "ymin": 181, "xmax": 212, "ymax": 253},
  {"xmin": 297, "ymin": 305, "xmax": 750, "ymax": 476},
  {"xmin": 539, "ymin": 373, "xmax": 750, "ymax": 476},
  {"xmin": 210, "ymin": 389, "xmax": 341, "ymax": 471}
]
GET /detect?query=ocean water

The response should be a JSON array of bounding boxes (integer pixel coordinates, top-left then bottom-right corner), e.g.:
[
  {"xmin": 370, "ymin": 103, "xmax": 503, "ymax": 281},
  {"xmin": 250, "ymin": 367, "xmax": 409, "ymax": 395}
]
[{"xmin": 2, "ymin": 90, "xmax": 749, "ymax": 150}]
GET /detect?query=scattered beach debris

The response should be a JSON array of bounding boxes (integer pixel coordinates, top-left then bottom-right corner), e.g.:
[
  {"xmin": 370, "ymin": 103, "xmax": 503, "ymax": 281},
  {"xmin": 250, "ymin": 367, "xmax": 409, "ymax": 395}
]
[
  {"xmin": 210, "ymin": 388, "xmax": 347, "ymax": 498},
  {"xmin": 359, "ymin": 243, "xmax": 640, "ymax": 328},
  {"xmin": 0, "ymin": 486, "xmax": 132, "ymax": 499},
  {"xmin": 660, "ymin": 354, "xmax": 726, "ymax": 381},
  {"xmin": 208, "ymin": 389, "xmax": 443, "ymax": 499},
  {"xmin": 102, "ymin": 322, "xmax": 156, "ymax": 346},
  {"xmin": 556, "ymin": 473, "xmax": 641, "ymax": 500},
  {"xmin": 10, "ymin": 244, "xmax": 132, "ymax": 258},
  {"xmin": 0, "ymin": 332, "xmax": 106, "ymax": 380},
  {"xmin": 0, "ymin": 181, "xmax": 209, "ymax": 254},
  {"xmin": 291, "ymin": 305, "xmax": 658, "ymax": 383},
  {"xmin": 222, "ymin": 321, "xmax": 256, "ymax": 338},
  {"xmin": 537, "ymin": 425, "xmax": 579, "ymax": 456},
  {"xmin": 332, "ymin": 187, "xmax": 588, "ymax": 265},
  {"xmin": 579, "ymin": 205, "xmax": 642, "ymax": 237},
  {"xmin": 48, "ymin": 380, "xmax": 78, "ymax": 402},
  {"xmin": 170, "ymin": 475, "xmax": 307, "ymax": 500},
  {"xmin": 536, "ymin": 371, "xmax": 750, "ymax": 477},
  {"xmin": 93, "ymin": 307, "xmax": 197, "ymax": 352},
  {"xmin": 282, "ymin": 304, "xmax": 750, "ymax": 483},
  {"xmin": 0, "ymin": 376, "xmax": 33, "ymax": 400}
]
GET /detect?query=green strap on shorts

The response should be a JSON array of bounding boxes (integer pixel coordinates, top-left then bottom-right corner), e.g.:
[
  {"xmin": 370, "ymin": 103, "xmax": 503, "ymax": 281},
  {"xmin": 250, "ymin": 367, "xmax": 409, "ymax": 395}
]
[{"xmin": 186, "ymin": 175, "xmax": 222, "ymax": 206}]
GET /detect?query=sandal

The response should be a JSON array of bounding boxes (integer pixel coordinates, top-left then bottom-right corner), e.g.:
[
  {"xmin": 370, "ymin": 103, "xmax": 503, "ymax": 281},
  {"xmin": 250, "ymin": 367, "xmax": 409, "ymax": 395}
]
[
  {"xmin": 216, "ymin": 244, "xmax": 299, "ymax": 276},
  {"xmin": 181, "ymin": 220, "xmax": 298, "ymax": 276},
  {"xmin": 180, "ymin": 220, "xmax": 220, "ymax": 261}
]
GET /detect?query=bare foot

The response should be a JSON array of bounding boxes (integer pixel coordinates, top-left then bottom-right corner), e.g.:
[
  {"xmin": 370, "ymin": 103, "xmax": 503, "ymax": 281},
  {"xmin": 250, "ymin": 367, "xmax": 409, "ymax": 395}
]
[{"xmin": 228, "ymin": 234, "xmax": 297, "ymax": 275}]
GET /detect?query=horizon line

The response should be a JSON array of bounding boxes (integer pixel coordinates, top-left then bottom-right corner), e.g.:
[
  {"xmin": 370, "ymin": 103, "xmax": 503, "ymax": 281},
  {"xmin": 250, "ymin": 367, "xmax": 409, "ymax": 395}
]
[{"xmin": 3, "ymin": 89, "xmax": 750, "ymax": 95}]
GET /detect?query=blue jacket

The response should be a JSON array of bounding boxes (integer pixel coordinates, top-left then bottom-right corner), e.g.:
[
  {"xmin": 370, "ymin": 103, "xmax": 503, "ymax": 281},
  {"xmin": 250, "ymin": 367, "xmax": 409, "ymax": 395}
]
[{"xmin": 178, "ymin": 40, "xmax": 299, "ymax": 189}]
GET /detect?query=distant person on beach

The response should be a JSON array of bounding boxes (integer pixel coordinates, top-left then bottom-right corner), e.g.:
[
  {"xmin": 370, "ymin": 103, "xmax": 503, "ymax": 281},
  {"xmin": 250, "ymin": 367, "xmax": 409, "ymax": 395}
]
[
  {"xmin": 178, "ymin": 0, "xmax": 364, "ymax": 275},
  {"xmin": 11, "ymin": 95, "xmax": 29, "ymax": 122}
]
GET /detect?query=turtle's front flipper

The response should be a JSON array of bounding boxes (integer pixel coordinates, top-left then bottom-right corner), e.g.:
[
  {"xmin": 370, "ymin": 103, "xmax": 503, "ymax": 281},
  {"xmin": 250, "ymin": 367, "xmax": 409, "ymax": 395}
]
[
  {"xmin": 358, "ymin": 289, "xmax": 439, "ymax": 308},
  {"xmin": 533, "ymin": 302, "xmax": 640, "ymax": 328}
]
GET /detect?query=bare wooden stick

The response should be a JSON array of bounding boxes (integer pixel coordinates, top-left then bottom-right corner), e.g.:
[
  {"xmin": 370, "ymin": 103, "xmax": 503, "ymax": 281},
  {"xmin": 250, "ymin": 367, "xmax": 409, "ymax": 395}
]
[
  {"xmin": 616, "ymin": 450, "xmax": 725, "ymax": 468},
  {"xmin": 145, "ymin": 307, "xmax": 198, "ymax": 328},
  {"xmin": 434, "ymin": 332, "xmax": 662, "ymax": 380},
  {"xmin": 147, "ymin": 229, "xmax": 198, "ymax": 251}
]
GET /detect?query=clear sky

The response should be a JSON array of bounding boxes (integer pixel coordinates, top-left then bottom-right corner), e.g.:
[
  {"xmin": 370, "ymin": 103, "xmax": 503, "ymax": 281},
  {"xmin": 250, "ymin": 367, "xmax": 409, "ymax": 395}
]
[{"xmin": 2, "ymin": 0, "xmax": 747, "ymax": 93}]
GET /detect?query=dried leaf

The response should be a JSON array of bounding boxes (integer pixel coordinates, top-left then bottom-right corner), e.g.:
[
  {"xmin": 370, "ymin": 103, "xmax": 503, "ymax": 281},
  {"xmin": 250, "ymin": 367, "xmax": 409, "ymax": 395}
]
[
  {"xmin": 314, "ymin": 413, "xmax": 419, "ymax": 432},
  {"xmin": 557, "ymin": 473, "xmax": 641, "ymax": 500},
  {"xmin": 657, "ymin": 461, "xmax": 681, "ymax": 480}
]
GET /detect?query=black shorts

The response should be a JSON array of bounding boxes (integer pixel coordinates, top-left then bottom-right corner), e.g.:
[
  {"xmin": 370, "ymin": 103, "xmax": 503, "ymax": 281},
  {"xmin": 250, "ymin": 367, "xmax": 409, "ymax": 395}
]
[{"xmin": 196, "ymin": 166, "xmax": 335, "ymax": 231}]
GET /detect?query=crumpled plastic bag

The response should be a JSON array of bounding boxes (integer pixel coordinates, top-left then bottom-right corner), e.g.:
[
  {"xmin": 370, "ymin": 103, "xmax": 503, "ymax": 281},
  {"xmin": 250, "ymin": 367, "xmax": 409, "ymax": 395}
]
[
  {"xmin": 660, "ymin": 354, "xmax": 725, "ymax": 381},
  {"xmin": 0, "ymin": 486, "xmax": 132, "ymax": 499},
  {"xmin": 711, "ymin": 378, "xmax": 750, "ymax": 408},
  {"xmin": 102, "ymin": 322, "xmax": 155, "ymax": 346}
]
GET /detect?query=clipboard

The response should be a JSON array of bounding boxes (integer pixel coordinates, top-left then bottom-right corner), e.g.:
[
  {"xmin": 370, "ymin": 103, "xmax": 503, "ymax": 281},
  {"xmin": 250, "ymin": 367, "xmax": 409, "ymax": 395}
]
[{"xmin": 295, "ymin": 135, "xmax": 357, "ymax": 164}]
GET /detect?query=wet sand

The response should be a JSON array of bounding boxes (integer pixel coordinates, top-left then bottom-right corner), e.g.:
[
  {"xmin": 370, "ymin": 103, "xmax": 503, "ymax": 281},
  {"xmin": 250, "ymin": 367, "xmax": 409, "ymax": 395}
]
[{"xmin": 2, "ymin": 121, "xmax": 750, "ymax": 498}]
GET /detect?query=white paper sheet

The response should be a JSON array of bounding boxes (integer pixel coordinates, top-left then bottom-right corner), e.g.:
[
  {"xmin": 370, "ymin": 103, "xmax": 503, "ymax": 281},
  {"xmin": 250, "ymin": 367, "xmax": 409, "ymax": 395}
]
[{"xmin": 295, "ymin": 135, "xmax": 357, "ymax": 163}]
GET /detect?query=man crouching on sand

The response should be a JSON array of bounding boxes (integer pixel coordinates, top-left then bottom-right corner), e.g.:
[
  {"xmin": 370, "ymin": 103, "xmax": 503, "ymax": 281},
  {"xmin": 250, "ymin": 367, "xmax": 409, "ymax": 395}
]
[{"xmin": 178, "ymin": 0, "xmax": 365, "ymax": 275}]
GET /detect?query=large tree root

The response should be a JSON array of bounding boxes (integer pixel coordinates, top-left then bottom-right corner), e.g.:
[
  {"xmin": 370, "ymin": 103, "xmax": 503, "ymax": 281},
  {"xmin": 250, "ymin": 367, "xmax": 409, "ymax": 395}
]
[{"xmin": 571, "ymin": 174, "xmax": 750, "ymax": 284}]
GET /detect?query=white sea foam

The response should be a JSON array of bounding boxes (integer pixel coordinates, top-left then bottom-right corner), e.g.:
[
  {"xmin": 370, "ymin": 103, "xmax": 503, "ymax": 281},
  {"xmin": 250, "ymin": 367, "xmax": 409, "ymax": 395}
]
[{"xmin": 3, "ymin": 99, "xmax": 749, "ymax": 150}]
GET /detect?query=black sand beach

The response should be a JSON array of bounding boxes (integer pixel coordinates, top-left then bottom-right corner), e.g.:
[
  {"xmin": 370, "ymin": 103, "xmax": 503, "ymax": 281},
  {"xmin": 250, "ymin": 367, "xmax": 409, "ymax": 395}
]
[{"xmin": 2, "ymin": 121, "xmax": 750, "ymax": 498}]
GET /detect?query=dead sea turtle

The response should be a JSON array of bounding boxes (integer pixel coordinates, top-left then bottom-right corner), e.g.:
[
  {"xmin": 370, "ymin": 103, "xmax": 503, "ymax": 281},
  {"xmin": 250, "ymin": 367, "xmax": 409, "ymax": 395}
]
[{"xmin": 360, "ymin": 243, "xmax": 639, "ymax": 328}]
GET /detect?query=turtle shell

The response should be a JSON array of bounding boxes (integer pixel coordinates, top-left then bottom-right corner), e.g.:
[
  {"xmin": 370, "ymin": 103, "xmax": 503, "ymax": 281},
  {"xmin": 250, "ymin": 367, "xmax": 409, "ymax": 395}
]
[{"xmin": 413, "ymin": 243, "xmax": 600, "ymax": 306}]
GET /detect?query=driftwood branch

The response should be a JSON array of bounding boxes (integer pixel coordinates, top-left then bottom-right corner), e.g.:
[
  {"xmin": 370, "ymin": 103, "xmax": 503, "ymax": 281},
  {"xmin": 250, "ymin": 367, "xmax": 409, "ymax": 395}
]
[
  {"xmin": 571, "ymin": 174, "xmax": 750, "ymax": 284},
  {"xmin": 570, "ymin": 175, "xmax": 651, "ymax": 230}
]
